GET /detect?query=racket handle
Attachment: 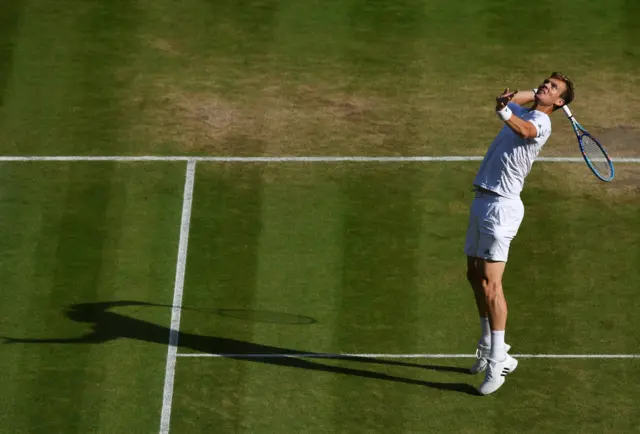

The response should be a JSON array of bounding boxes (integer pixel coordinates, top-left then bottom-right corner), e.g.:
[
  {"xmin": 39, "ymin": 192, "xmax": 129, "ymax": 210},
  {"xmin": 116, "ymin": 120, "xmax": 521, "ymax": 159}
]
[{"xmin": 562, "ymin": 105, "xmax": 573, "ymax": 118}]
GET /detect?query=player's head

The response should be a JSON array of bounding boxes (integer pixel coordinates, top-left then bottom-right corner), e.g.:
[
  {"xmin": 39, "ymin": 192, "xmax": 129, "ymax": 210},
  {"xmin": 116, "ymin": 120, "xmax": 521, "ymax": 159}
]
[{"xmin": 535, "ymin": 72, "xmax": 574, "ymax": 111}]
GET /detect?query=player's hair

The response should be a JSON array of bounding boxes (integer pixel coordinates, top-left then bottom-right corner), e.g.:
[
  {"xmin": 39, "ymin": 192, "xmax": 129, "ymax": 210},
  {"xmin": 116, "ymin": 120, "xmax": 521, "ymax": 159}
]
[{"xmin": 550, "ymin": 71, "xmax": 574, "ymax": 110}]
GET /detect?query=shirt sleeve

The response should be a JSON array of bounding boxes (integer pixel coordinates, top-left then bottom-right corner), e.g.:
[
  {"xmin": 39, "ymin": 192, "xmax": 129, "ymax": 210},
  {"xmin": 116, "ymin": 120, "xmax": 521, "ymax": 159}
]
[
  {"xmin": 527, "ymin": 111, "xmax": 551, "ymax": 139},
  {"xmin": 507, "ymin": 102, "xmax": 527, "ymax": 117}
]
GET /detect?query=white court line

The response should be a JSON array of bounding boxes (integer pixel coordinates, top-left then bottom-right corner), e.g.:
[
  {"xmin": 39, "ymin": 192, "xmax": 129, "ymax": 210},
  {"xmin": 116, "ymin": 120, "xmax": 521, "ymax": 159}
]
[
  {"xmin": 0, "ymin": 155, "xmax": 639, "ymax": 163},
  {"xmin": 159, "ymin": 161, "xmax": 196, "ymax": 434},
  {"xmin": 176, "ymin": 353, "xmax": 640, "ymax": 359}
]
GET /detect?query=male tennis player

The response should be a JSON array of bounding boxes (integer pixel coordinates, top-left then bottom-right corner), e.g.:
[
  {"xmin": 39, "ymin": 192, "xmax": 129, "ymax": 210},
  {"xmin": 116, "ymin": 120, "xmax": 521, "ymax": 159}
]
[{"xmin": 465, "ymin": 72, "xmax": 574, "ymax": 395}]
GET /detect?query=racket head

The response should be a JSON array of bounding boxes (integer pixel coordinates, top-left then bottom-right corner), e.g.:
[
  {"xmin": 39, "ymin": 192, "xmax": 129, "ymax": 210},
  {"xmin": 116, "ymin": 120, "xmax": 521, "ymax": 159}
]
[{"xmin": 575, "ymin": 126, "xmax": 615, "ymax": 182}]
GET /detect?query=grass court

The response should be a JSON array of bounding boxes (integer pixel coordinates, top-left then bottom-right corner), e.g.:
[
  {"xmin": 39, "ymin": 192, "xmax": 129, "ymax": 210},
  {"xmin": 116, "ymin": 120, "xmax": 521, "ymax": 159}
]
[{"xmin": 0, "ymin": 0, "xmax": 639, "ymax": 432}]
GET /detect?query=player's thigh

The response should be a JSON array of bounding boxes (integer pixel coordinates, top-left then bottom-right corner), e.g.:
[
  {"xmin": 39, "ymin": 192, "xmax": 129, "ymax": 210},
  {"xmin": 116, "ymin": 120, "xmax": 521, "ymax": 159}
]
[{"xmin": 481, "ymin": 259, "xmax": 506, "ymax": 284}]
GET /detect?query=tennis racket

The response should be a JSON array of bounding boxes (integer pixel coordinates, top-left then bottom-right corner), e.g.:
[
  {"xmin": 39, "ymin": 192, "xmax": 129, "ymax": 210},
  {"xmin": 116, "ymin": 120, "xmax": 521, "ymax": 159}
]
[{"xmin": 562, "ymin": 105, "xmax": 614, "ymax": 182}]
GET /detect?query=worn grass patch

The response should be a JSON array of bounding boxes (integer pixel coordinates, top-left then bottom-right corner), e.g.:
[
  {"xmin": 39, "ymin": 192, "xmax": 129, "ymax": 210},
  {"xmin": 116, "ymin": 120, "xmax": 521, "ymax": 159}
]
[
  {"xmin": 124, "ymin": 62, "xmax": 640, "ymax": 158},
  {"xmin": 129, "ymin": 81, "xmax": 430, "ymax": 156}
]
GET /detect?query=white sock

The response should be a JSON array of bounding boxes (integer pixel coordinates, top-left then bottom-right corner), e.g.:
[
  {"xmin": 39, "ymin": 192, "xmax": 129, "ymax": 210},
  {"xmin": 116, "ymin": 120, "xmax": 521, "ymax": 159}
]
[
  {"xmin": 479, "ymin": 317, "xmax": 491, "ymax": 347},
  {"xmin": 490, "ymin": 330, "xmax": 506, "ymax": 361}
]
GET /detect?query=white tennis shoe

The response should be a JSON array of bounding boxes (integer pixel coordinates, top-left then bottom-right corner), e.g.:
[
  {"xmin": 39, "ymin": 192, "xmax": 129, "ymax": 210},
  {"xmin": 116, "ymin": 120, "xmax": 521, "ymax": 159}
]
[
  {"xmin": 477, "ymin": 353, "xmax": 518, "ymax": 395},
  {"xmin": 470, "ymin": 342, "xmax": 511, "ymax": 374}
]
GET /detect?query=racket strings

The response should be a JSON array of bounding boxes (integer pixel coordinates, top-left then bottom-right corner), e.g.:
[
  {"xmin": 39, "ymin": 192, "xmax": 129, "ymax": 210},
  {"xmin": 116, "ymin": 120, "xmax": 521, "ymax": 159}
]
[{"xmin": 581, "ymin": 135, "xmax": 612, "ymax": 179}]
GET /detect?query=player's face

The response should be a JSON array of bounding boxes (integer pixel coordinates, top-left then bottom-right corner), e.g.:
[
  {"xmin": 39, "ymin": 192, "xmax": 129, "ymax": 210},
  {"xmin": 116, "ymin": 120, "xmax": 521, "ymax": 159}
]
[{"xmin": 535, "ymin": 77, "xmax": 567, "ymax": 108}]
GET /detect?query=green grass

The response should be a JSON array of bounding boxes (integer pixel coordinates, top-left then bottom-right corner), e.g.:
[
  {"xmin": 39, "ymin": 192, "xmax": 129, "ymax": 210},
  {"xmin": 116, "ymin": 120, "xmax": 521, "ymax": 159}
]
[
  {"xmin": 0, "ymin": 162, "xmax": 638, "ymax": 433},
  {"xmin": 0, "ymin": 163, "xmax": 185, "ymax": 433},
  {"xmin": 0, "ymin": 0, "xmax": 639, "ymax": 433},
  {"xmin": 172, "ymin": 358, "xmax": 640, "ymax": 433},
  {"xmin": 2, "ymin": 0, "xmax": 639, "ymax": 157},
  {"xmin": 173, "ymin": 163, "xmax": 639, "ymax": 433}
]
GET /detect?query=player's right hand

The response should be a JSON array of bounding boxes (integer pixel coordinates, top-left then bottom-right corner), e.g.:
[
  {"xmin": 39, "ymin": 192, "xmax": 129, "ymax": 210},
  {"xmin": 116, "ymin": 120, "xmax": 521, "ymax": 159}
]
[{"xmin": 496, "ymin": 88, "xmax": 518, "ymax": 110}]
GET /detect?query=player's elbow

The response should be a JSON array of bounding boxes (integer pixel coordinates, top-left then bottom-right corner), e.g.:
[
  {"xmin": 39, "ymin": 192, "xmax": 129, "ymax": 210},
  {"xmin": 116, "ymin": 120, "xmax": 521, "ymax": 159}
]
[
  {"xmin": 520, "ymin": 131, "xmax": 537, "ymax": 139},
  {"xmin": 519, "ymin": 125, "xmax": 538, "ymax": 139}
]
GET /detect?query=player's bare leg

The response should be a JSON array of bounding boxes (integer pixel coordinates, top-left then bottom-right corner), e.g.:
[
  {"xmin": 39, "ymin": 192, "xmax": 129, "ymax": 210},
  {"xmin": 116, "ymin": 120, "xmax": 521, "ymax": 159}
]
[
  {"xmin": 481, "ymin": 260, "xmax": 507, "ymax": 333},
  {"xmin": 477, "ymin": 259, "xmax": 518, "ymax": 395},
  {"xmin": 466, "ymin": 256, "xmax": 488, "ymax": 320},
  {"xmin": 467, "ymin": 256, "xmax": 510, "ymax": 374}
]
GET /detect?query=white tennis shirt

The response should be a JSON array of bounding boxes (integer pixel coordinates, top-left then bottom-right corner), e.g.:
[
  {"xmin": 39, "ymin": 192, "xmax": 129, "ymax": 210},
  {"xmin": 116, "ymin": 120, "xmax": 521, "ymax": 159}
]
[{"xmin": 473, "ymin": 102, "xmax": 552, "ymax": 199}]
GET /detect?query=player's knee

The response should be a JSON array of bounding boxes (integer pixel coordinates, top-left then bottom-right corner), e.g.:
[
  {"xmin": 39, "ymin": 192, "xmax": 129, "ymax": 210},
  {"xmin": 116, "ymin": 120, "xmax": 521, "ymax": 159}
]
[{"xmin": 482, "ymin": 278, "xmax": 503, "ymax": 300}]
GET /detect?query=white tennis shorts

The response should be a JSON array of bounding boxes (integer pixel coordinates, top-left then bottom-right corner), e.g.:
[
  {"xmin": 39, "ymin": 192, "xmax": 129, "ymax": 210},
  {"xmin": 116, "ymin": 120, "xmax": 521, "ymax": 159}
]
[{"xmin": 464, "ymin": 191, "xmax": 525, "ymax": 262}]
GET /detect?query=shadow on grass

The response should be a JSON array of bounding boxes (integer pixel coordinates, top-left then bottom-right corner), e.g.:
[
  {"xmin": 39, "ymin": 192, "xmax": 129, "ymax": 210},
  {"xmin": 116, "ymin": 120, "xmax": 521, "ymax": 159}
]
[{"xmin": 3, "ymin": 301, "xmax": 478, "ymax": 395}]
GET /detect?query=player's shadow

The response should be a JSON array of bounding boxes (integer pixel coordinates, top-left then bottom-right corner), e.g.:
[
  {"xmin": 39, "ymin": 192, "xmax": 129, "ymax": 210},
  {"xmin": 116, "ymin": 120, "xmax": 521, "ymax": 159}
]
[{"xmin": 2, "ymin": 301, "xmax": 478, "ymax": 395}]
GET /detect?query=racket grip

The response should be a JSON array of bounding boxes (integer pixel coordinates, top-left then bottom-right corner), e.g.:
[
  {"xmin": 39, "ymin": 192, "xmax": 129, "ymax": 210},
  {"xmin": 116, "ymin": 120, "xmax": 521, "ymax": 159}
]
[{"xmin": 562, "ymin": 105, "xmax": 573, "ymax": 118}]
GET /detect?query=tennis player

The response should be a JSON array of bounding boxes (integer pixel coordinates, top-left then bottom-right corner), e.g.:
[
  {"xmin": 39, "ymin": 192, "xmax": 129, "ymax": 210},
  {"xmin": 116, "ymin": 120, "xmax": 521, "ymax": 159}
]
[{"xmin": 465, "ymin": 72, "xmax": 574, "ymax": 395}]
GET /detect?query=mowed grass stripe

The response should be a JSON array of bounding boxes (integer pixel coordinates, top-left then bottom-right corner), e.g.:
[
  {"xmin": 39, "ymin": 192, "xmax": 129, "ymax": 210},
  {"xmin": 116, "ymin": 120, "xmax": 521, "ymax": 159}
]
[
  {"xmin": 180, "ymin": 164, "xmax": 265, "ymax": 341},
  {"xmin": 0, "ymin": 163, "xmax": 70, "ymax": 433},
  {"xmin": 0, "ymin": 163, "xmax": 185, "ymax": 434},
  {"xmin": 249, "ymin": 167, "xmax": 344, "ymax": 350},
  {"xmin": 33, "ymin": 164, "xmax": 120, "ymax": 432},
  {"xmin": 229, "ymin": 168, "xmax": 345, "ymax": 433},
  {"xmin": 328, "ymin": 165, "xmax": 427, "ymax": 431},
  {"xmin": 0, "ymin": 0, "xmax": 141, "ymax": 156},
  {"xmin": 174, "ymin": 165, "xmax": 266, "ymax": 432},
  {"xmin": 0, "ymin": 0, "xmax": 24, "ymax": 106},
  {"xmin": 333, "ymin": 165, "xmax": 432, "ymax": 353}
]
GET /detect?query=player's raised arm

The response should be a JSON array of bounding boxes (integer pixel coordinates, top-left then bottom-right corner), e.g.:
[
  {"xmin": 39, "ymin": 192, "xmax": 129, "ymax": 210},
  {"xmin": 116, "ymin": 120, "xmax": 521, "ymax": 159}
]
[
  {"xmin": 495, "ymin": 88, "xmax": 537, "ymax": 139},
  {"xmin": 510, "ymin": 89, "xmax": 536, "ymax": 106}
]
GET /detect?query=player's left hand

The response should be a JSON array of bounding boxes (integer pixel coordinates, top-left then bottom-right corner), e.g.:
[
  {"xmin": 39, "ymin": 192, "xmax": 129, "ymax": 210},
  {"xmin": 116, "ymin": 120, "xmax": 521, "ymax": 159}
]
[{"xmin": 496, "ymin": 88, "xmax": 518, "ymax": 110}]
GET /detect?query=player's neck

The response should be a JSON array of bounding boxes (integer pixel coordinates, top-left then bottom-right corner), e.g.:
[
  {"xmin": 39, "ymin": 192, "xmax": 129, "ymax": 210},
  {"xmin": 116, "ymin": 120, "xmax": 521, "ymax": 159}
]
[{"xmin": 530, "ymin": 102, "xmax": 554, "ymax": 115}]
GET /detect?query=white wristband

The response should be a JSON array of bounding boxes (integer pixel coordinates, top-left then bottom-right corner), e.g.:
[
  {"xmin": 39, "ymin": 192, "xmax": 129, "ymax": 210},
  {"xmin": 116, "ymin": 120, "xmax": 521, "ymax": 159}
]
[{"xmin": 496, "ymin": 105, "xmax": 512, "ymax": 121}]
